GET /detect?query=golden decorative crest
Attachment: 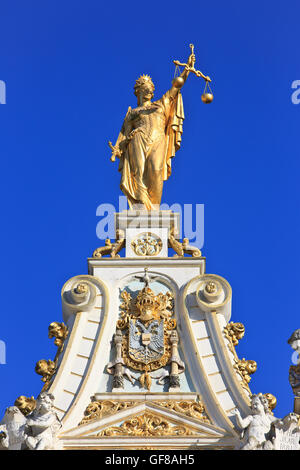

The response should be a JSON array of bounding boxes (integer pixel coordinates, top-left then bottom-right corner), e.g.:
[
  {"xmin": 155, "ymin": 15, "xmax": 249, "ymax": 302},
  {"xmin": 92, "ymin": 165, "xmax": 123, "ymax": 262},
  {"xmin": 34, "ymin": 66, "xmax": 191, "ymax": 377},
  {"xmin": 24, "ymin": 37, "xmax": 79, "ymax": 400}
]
[
  {"xmin": 223, "ymin": 322, "xmax": 256, "ymax": 393},
  {"xmin": 118, "ymin": 285, "xmax": 174, "ymax": 328},
  {"xmin": 116, "ymin": 284, "xmax": 176, "ymax": 390},
  {"xmin": 131, "ymin": 232, "xmax": 163, "ymax": 257}
]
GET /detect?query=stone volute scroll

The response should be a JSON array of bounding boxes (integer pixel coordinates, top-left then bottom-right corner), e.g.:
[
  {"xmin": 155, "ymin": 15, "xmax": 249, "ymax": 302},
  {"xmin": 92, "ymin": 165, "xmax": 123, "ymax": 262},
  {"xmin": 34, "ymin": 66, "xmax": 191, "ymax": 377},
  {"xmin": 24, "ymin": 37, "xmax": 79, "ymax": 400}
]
[
  {"xmin": 61, "ymin": 275, "xmax": 104, "ymax": 322},
  {"xmin": 195, "ymin": 274, "xmax": 232, "ymax": 322}
]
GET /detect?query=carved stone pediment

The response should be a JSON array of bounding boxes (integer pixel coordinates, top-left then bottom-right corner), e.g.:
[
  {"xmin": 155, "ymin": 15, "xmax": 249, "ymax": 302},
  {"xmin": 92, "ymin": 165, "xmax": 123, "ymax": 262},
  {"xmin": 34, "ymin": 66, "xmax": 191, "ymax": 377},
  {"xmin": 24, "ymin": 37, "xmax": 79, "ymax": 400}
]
[{"xmin": 60, "ymin": 400, "xmax": 236, "ymax": 449}]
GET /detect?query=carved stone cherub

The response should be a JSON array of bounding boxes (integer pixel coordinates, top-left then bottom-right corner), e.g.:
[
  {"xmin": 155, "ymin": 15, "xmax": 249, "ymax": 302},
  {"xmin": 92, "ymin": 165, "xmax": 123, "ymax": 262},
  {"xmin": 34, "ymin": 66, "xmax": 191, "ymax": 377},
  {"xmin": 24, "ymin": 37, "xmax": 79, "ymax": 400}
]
[
  {"xmin": 0, "ymin": 406, "xmax": 27, "ymax": 450},
  {"xmin": 24, "ymin": 392, "xmax": 61, "ymax": 450},
  {"xmin": 92, "ymin": 229, "xmax": 125, "ymax": 258},
  {"xmin": 234, "ymin": 394, "xmax": 277, "ymax": 450}
]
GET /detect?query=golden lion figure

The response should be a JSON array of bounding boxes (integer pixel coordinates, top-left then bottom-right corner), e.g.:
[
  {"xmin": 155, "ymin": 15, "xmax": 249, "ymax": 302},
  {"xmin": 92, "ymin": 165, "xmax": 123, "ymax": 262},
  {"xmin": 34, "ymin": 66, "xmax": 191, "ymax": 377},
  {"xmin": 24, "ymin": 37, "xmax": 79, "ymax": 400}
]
[{"xmin": 92, "ymin": 229, "xmax": 125, "ymax": 258}]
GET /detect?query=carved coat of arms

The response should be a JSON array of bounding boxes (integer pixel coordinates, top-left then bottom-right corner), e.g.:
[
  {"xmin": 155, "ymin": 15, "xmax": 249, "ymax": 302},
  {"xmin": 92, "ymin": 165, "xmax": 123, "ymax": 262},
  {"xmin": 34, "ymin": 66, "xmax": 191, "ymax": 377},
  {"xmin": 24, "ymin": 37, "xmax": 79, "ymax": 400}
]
[
  {"xmin": 116, "ymin": 282, "xmax": 176, "ymax": 389},
  {"xmin": 129, "ymin": 319, "xmax": 165, "ymax": 365}
]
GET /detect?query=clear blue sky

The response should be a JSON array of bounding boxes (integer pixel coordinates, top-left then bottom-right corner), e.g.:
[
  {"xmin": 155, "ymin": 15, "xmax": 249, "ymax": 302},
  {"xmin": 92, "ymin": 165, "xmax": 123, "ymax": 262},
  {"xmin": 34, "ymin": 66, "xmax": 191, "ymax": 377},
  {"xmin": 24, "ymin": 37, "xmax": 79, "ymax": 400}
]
[{"xmin": 0, "ymin": 0, "xmax": 299, "ymax": 420}]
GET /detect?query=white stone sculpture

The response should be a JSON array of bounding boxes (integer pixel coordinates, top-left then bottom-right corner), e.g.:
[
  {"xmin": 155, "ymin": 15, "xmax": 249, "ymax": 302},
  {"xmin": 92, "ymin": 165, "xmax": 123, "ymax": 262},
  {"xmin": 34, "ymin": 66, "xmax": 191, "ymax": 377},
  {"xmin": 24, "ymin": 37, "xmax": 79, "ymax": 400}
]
[
  {"xmin": 288, "ymin": 329, "xmax": 300, "ymax": 354},
  {"xmin": 0, "ymin": 406, "xmax": 27, "ymax": 450},
  {"xmin": 24, "ymin": 392, "xmax": 61, "ymax": 450},
  {"xmin": 234, "ymin": 393, "xmax": 300, "ymax": 450},
  {"xmin": 288, "ymin": 329, "xmax": 300, "ymax": 397},
  {"xmin": 270, "ymin": 413, "xmax": 300, "ymax": 450},
  {"xmin": 234, "ymin": 393, "xmax": 276, "ymax": 450}
]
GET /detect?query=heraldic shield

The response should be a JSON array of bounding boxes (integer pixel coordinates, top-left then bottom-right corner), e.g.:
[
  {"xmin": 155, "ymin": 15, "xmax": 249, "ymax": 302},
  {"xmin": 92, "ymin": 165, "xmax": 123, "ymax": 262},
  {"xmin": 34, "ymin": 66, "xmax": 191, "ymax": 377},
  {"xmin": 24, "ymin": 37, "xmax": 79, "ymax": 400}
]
[
  {"xmin": 111, "ymin": 273, "xmax": 179, "ymax": 390},
  {"xmin": 128, "ymin": 319, "xmax": 165, "ymax": 365}
]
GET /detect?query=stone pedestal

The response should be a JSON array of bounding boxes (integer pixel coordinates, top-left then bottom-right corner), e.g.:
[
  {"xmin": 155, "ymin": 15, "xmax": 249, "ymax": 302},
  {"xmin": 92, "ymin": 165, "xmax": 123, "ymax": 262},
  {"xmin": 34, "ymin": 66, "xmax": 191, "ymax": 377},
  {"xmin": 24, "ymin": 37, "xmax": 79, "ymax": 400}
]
[{"xmin": 115, "ymin": 210, "xmax": 180, "ymax": 258}]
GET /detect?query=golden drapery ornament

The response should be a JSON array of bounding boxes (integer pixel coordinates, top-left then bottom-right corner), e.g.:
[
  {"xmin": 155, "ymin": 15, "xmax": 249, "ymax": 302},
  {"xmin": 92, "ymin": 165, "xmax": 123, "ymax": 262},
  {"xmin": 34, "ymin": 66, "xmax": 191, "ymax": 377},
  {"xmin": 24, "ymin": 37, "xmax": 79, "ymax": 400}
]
[{"xmin": 109, "ymin": 45, "xmax": 212, "ymax": 210}]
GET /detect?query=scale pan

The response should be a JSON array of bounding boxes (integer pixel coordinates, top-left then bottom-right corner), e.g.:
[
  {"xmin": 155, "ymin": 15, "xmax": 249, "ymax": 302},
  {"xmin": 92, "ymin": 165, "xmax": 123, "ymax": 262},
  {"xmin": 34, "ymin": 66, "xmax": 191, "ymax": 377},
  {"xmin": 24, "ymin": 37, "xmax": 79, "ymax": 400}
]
[{"xmin": 201, "ymin": 92, "xmax": 213, "ymax": 103}]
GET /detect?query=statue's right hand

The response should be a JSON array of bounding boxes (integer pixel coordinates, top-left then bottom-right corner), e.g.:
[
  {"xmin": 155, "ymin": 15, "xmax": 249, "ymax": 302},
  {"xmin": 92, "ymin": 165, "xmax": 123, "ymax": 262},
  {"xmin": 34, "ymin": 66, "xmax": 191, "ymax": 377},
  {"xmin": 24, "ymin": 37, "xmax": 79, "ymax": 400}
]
[{"xmin": 108, "ymin": 141, "xmax": 121, "ymax": 162}]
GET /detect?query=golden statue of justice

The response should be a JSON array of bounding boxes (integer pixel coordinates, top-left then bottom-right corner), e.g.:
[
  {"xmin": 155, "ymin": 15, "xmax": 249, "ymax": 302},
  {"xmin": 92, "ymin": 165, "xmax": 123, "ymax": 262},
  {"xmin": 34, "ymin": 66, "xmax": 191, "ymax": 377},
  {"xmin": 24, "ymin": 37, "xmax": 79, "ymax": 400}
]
[{"xmin": 108, "ymin": 44, "xmax": 213, "ymax": 210}]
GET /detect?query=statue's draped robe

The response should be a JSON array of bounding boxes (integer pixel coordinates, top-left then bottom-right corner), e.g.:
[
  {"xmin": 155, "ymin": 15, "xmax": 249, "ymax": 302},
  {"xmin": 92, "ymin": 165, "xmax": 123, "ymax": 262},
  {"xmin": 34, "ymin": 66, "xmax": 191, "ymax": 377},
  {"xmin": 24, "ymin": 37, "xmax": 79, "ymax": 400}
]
[{"xmin": 115, "ymin": 90, "xmax": 184, "ymax": 210}]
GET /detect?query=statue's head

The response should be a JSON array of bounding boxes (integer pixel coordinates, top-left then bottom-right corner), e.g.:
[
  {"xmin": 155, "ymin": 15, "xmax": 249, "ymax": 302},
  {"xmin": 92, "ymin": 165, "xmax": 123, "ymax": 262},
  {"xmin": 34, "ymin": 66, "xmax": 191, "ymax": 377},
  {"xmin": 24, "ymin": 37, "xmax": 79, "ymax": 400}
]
[
  {"xmin": 36, "ymin": 392, "xmax": 54, "ymax": 414},
  {"xmin": 288, "ymin": 329, "xmax": 300, "ymax": 352},
  {"xmin": 134, "ymin": 75, "xmax": 155, "ymax": 104},
  {"xmin": 251, "ymin": 394, "xmax": 265, "ymax": 415}
]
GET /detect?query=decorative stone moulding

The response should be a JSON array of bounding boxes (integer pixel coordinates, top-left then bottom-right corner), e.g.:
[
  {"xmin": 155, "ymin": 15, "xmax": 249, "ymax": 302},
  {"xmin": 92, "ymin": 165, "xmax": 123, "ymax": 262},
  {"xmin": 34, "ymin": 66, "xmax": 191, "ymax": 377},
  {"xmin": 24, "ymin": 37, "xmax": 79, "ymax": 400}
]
[
  {"xmin": 115, "ymin": 210, "xmax": 181, "ymax": 258},
  {"xmin": 195, "ymin": 274, "xmax": 232, "ymax": 322},
  {"xmin": 61, "ymin": 275, "xmax": 102, "ymax": 322}
]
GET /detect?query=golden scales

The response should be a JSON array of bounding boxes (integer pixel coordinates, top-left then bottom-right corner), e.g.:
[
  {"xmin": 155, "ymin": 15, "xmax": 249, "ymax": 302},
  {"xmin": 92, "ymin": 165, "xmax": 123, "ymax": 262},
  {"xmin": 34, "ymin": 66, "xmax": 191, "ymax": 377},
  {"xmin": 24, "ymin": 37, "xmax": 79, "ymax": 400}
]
[{"xmin": 173, "ymin": 43, "xmax": 213, "ymax": 103}]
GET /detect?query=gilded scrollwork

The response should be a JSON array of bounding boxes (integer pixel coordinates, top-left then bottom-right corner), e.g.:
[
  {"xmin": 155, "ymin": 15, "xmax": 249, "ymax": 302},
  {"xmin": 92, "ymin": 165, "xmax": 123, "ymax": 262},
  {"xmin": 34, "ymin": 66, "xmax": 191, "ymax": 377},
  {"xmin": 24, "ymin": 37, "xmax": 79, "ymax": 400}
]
[
  {"xmin": 154, "ymin": 400, "xmax": 210, "ymax": 423},
  {"xmin": 223, "ymin": 322, "xmax": 256, "ymax": 393},
  {"xmin": 35, "ymin": 360, "xmax": 56, "ymax": 392},
  {"xmin": 79, "ymin": 400, "xmax": 136, "ymax": 426},
  {"xmin": 263, "ymin": 393, "xmax": 277, "ymax": 414},
  {"xmin": 78, "ymin": 399, "xmax": 210, "ymax": 428},
  {"xmin": 48, "ymin": 321, "xmax": 68, "ymax": 355},
  {"xmin": 234, "ymin": 359, "xmax": 257, "ymax": 387},
  {"xmin": 14, "ymin": 396, "xmax": 36, "ymax": 416},
  {"xmin": 224, "ymin": 322, "xmax": 245, "ymax": 347},
  {"xmin": 131, "ymin": 232, "xmax": 163, "ymax": 257},
  {"xmin": 97, "ymin": 412, "xmax": 196, "ymax": 437},
  {"xmin": 35, "ymin": 321, "xmax": 68, "ymax": 392}
]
